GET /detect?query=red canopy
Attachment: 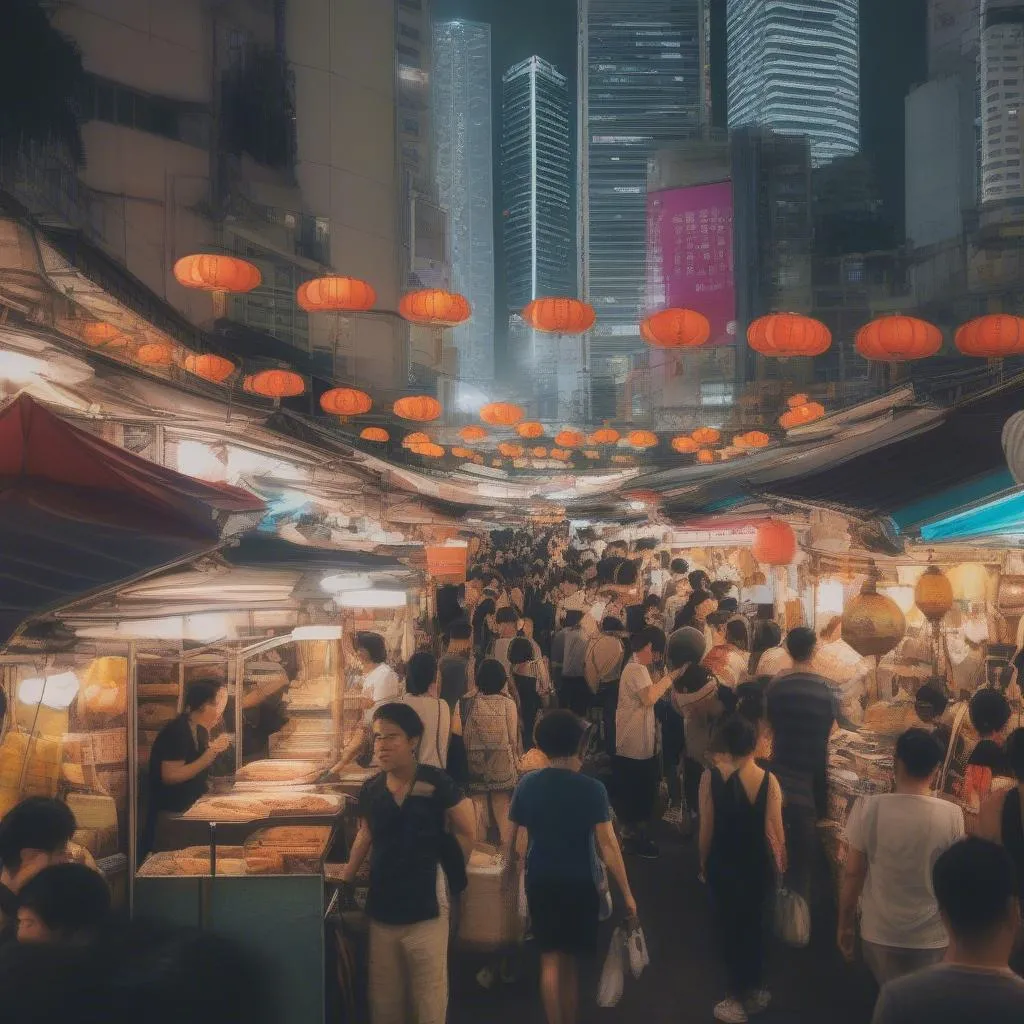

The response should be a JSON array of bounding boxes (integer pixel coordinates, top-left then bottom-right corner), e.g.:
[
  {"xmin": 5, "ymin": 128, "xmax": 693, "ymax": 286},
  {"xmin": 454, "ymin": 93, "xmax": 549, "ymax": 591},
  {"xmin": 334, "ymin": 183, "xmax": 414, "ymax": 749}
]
[{"xmin": 0, "ymin": 394, "xmax": 265, "ymax": 646}]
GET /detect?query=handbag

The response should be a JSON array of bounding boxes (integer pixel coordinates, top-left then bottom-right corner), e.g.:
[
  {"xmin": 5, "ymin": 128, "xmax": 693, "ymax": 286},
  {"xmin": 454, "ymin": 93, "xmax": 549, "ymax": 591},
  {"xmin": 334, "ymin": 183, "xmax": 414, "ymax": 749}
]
[
  {"xmin": 625, "ymin": 917, "xmax": 650, "ymax": 979},
  {"xmin": 774, "ymin": 887, "xmax": 811, "ymax": 948}
]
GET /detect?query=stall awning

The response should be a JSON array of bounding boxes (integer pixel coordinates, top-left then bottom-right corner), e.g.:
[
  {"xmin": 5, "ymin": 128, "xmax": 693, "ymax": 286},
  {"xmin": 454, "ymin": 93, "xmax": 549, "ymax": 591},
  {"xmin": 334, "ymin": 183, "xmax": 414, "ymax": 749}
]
[
  {"xmin": 0, "ymin": 394, "xmax": 265, "ymax": 645},
  {"xmin": 918, "ymin": 487, "xmax": 1024, "ymax": 543}
]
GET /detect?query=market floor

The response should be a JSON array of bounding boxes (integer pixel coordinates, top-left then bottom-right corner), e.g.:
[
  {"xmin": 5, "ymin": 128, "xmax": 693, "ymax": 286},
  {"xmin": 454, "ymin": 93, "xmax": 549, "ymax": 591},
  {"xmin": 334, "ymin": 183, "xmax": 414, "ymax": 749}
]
[{"xmin": 449, "ymin": 823, "xmax": 878, "ymax": 1024}]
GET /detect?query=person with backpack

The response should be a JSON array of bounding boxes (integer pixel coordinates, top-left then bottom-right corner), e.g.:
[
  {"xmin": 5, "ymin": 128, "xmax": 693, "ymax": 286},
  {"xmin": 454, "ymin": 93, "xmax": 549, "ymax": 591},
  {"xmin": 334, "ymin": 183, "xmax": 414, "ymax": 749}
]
[
  {"xmin": 585, "ymin": 616, "xmax": 627, "ymax": 752},
  {"xmin": 452, "ymin": 659, "xmax": 522, "ymax": 841}
]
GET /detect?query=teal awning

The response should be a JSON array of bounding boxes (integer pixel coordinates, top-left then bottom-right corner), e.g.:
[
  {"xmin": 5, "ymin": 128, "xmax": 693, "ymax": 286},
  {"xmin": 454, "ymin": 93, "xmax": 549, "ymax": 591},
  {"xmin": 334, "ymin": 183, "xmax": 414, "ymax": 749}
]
[
  {"xmin": 892, "ymin": 470, "xmax": 1016, "ymax": 535},
  {"xmin": 918, "ymin": 482, "xmax": 1024, "ymax": 542}
]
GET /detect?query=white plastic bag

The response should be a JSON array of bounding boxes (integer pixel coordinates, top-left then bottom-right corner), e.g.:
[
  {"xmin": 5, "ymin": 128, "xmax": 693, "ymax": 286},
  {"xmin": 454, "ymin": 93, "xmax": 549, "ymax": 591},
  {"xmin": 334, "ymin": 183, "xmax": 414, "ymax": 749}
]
[
  {"xmin": 625, "ymin": 919, "xmax": 649, "ymax": 979},
  {"xmin": 774, "ymin": 887, "xmax": 811, "ymax": 948},
  {"xmin": 597, "ymin": 927, "xmax": 626, "ymax": 1008},
  {"xmin": 597, "ymin": 860, "xmax": 613, "ymax": 922}
]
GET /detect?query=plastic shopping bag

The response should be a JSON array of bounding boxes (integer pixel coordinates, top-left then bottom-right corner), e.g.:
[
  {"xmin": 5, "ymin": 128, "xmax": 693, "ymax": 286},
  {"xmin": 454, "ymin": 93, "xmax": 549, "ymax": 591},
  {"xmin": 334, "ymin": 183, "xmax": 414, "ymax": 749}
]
[
  {"xmin": 774, "ymin": 887, "xmax": 811, "ymax": 948},
  {"xmin": 625, "ymin": 918, "xmax": 649, "ymax": 979},
  {"xmin": 597, "ymin": 860, "xmax": 613, "ymax": 922},
  {"xmin": 597, "ymin": 927, "xmax": 626, "ymax": 1008}
]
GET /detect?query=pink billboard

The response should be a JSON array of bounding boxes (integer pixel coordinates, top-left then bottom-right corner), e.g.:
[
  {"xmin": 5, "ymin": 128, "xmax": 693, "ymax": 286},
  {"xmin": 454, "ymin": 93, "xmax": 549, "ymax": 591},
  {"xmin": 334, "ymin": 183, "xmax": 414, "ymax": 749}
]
[{"xmin": 646, "ymin": 181, "xmax": 736, "ymax": 346}]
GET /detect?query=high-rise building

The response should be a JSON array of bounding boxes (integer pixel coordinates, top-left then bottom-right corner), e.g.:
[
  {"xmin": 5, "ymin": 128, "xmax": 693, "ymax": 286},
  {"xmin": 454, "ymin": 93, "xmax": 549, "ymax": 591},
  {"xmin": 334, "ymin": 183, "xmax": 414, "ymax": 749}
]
[
  {"xmin": 432, "ymin": 20, "xmax": 495, "ymax": 387},
  {"xmin": 981, "ymin": 0, "xmax": 1024, "ymax": 205},
  {"xmin": 929, "ymin": 0, "xmax": 981, "ymax": 77},
  {"xmin": 726, "ymin": 0, "xmax": 860, "ymax": 167},
  {"xmin": 501, "ymin": 57, "xmax": 575, "ymax": 417},
  {"xmin": 578, "ymin": 0, "xmax": 706, "ymax": 408}
]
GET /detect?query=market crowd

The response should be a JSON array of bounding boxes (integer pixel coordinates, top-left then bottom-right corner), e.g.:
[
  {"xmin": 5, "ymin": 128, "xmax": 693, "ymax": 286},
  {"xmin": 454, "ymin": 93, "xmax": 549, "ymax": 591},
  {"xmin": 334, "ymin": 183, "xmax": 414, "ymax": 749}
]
[{"xmin": 4, "ymin": 527, "xmax": 1024, "ymax": 1024}]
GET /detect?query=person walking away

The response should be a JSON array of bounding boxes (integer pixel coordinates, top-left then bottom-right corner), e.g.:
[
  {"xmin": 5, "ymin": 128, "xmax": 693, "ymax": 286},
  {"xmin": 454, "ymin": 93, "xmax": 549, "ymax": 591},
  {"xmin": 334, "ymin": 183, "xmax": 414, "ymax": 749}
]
[
  {"xmin": 400, "ymin": 652, "xmax": 451, "ymax": 770},
  {"xmin": 333, "ymin": 703, "xmax": 476, "ymax": 1024},
  {"xmin": 978, "ymin": 728, "xmax": 1024, "ymax": 916},
  {"xmin": 704, "ymin": 616, "xmax": 750, "ymax": 690},
  {"xmin": 871, "ymin": 838, "xmax": 1024, "ymax": 1023},
  {"xmin": 699, "ymin": 715, "xmax": 785, "ymax": 1022},
  {"xmin": 838, "ymin": 729, "xmax": 965, "ymax": 987},
  {"xmin": 766, "ymin": 627, "xmax": 837, "ymax": 923},
  {"xmin": 963, "ymin": 687, "xmax": 1014, "ymax": 813},
  {"xmin": 490, "ymin": 607, "xmax": 521, "ymax": 672},
  {"xmin": 585, "ymin": 617, "xmax": 626, "ymax": 753},
  {"xmin": 556, "ymin": 610, "xmax": 591, "ymax": 718},
  {"xmin": 613, "ymin": 627, "xmax": 671, "ymax": 858},
  {"xmin": 504, "ymin": 710, "xmax": 637, "ymax": 1024},
  {"xmin": 452, "ymin": 659, "xmax": 522, "ymax": 842},
  {"xmin": 439, "ymin": 621, "xmax": 474, "ymax": 710},
  {"xmin": 914, "ymin": 683, "xmax": 952, "ymax": 756},
  {"xmin": 509, "ymin": 636, "xmax": 545, "ymax": 751},
  {"xmin": 749, "ymin": 621, "xmax": 790, "ymax": 679}
]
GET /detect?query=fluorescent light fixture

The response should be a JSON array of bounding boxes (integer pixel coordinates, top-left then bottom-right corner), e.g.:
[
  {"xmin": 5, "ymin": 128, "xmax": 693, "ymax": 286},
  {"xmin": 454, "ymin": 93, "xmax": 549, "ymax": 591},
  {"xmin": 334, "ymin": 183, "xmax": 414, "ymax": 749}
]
[
  {"xmin": 73, "ymin": 614, "xmax": 231, "ymax": 642},
  {"xmin": 0, "ymin": 351, "xmax": 47, "ymax": 383},
  {"xmin": 337, "ymin": 589, "xmax": 407, "ymax": 610},
  {"xmin": 176, "ymin": 440, "xmax": 225, "ymax": 482},
  {"xmin": 320, "ymin": 573, "xmax": 373, "ymax": 595},
  {"xmin": 17, "ymin": 671, "xmax": 80, "ymax": 710},
  {"xmin": 291, "ymin": 625, "xmax": 343, "ymax": 641}
]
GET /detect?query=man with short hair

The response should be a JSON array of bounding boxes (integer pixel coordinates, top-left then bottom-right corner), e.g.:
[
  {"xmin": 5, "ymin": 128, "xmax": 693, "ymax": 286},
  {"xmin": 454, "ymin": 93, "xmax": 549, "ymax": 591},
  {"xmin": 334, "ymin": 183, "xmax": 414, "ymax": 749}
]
[
  {"xmin": 335, "ymin": 703, "xmax": 476, "ymax": 1024},
  {"xmin": 613, "ymin": 627, "xmax": 672, "ymax": 858},
  {"xmin": 872, "ymin": 837, "xmax": 1024, "ymax": 1023},
  {"xmin": 839, "ymin": 729, "xmax": 965, "ymax": 985},
  {"xmin": 555, "ymin": 610, "xmax": 591, "ymax": 717},
  {"xmin": 767, "ymin": 627, "xmax": 837, "ymax": 917}
]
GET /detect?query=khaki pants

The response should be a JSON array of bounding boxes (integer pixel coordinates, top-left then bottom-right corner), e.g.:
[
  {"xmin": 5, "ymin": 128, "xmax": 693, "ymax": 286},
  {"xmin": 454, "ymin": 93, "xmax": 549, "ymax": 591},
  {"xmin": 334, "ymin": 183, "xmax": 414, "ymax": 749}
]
[
  {"xmin": 369, "ymin": 912, "xmax": 450, "ymax": 1024},
  {"xmin": 861, "ymin": 939, "xmax": 946, "ymax": 987}
]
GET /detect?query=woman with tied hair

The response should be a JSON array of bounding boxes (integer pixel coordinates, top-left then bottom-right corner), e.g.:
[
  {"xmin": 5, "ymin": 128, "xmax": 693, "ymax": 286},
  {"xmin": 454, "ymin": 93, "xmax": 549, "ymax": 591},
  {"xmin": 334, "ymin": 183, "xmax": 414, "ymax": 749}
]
[
  {"xmin": 453, "ymin": 658, "xmax": 522, "ymax": 841},
  {"xmin": 748, "ymin": 621, "xmax": 788, "ymax": 679}
]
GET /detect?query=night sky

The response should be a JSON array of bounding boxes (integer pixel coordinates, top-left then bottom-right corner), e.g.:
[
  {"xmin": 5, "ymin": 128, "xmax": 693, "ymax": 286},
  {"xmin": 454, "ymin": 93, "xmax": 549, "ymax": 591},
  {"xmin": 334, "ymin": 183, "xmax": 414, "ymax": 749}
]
[{"xmin": 431, "ymin": 0, "xmax": 927, "ymax": 370}]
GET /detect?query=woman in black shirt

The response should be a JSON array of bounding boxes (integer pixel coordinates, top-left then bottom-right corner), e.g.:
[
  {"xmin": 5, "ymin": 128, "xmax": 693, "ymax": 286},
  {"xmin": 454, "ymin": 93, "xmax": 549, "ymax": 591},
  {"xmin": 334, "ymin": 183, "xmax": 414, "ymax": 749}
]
[{"xmin": 144, "ymin": 679, "xmax": 232, "ymax": 854}]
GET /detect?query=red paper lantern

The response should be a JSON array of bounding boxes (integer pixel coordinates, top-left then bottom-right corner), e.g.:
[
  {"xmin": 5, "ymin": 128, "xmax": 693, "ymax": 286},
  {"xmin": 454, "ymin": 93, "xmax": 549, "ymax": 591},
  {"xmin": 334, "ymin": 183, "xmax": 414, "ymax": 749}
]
[
  {"xmin": 393, "ymin": 395, "xmax": 442, "ymax": 421},
  {"xmin": 691, "ymin": 426, "xmax": 721, "ymax": 445},
  {"xmin": 297, "ymin": 276, "xmax": 376, "ymax": 312},
  {"xmin": 856, "ymin": 316, "xmax": 942, "ymax": 362},
  {"xmin": 628, "ymin": 430, "xmax": 658, "ymax": 449},
  {"xmin": 360, "ymin": 427, "xmax": 389, "ymax": 442},
  {"xmin": 640, "ymin": 307, "xmax": 711, "ymax": 349},
  {"xmin": 522, "ymin": 297, "xmax": 596, "ymax": 335},
  {"xmin": 399, "ymin": 289, "xmax": 471, "ymax": 326},
  {"xmin": 743, "ymin": 431, "xmax": 771, "ymax": 449},
  {"xmin": 590, "ymin": 428, "xmax": 620, "ymax": 445},
  {"xmin": 748, "ymin": 314, "xmax": 831, "ymax": 358},
  {"xmin": 459, "ymin": 425, "xmax": 488, "ymax": 443},
  {"xmin": 451, "ymin": 446, "xmax": 475, "ymax": 458},
  {"xmin": 135, "ymin": 341, "xmax": 175, "ymax": 366},
  {"xmin": 174, "ymin": 254, "xmax": 262, "ymax": 294},
  {"xmin": 81, "ymin": 322, "xmax": 129, "ymax": 348},
  {"xmin": 183, "ymin": 353, "xmax": 236, "ymax": 384},
  {"xmin": 555, "ymin": 430, "xmax": 584, "ymax": 448},
  {"xmin": 780, "ymin": 402, "xmax": 826, "ymax": 430},
  {"xmin": 752, "ymin": 521, "xmax": 797, "ymax": 566},
  {"xmin": 787, "ymin": 394, "xmax": 810, "ymax": 410},
  {"xmin": 402, "ymin": 431, "xmax": 431, "ymax": 448},
  {"xmin": 498, "ymin": 442, "xmax": 525, "ymax": 458},
  {"xmin": 672, "ymin": 436, "xmax": 700, "ymax": 454},
  {"xmin": 320, "ymin": 388, "xmax": 372, "ymax": 417},
  {"xmin": 480, "ymin": 402, "xmax": 525, "ymax": 427},
  {"xmin": 696, "ymin": 449, "xmax": 715, "ymax": 464},
  {"xmin": 516, "ymin": 421, "xmax": 545, "ymax": 439},
  {"xmin": 955, "ymin": 314, "xmax": 1024, "ymax": 358},
  {"xmin": 244, "ymin": 369, "xmax": 306, "ymax": 399}
]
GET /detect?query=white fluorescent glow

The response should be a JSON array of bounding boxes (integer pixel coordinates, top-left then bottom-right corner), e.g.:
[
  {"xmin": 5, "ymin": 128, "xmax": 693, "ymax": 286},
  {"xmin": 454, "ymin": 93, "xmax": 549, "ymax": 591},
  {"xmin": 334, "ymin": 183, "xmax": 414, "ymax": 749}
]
[
  {"xmin": 0, "ymin": 351, "xmax": 47, "ymax": 383},
  {"xmin": 17, "ymin": 671, "xmax": 81, "ymax": 710},
  {"xmin": 320, "ymin": 573, "xmax": 373, "ymax": 594},
  {"xmin": 291, "ymin": 625, "xmax": 344, "ymax": 641},
  {"xmin": 337, "ymin": 589, "xmax": 408, "ymax": 610}
]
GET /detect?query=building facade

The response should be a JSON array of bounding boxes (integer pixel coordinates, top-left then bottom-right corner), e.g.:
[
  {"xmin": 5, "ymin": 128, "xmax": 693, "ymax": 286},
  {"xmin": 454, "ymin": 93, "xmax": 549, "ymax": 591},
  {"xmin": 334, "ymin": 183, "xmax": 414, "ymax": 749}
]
[
  {"xmin": 501, "ymin": 57, "xmax": 575, "ymax": 418},
  {"xmin": 726, "ymin": 0, "xmax": 860, "ymax": 167},
  {"xmin": 431, "ymin": 20, "xmax": 496, "ymax": 387},
  {"xmin": 929, "ymin": 0, "xmax": 982, "ymax": 77},
  {"xmin": 981, "ymin": 0, "xmax": 1024, "ymax": 205},
  {"xmin": 578, "ymin": 0, "xmax": 706, "ymax": 414}
]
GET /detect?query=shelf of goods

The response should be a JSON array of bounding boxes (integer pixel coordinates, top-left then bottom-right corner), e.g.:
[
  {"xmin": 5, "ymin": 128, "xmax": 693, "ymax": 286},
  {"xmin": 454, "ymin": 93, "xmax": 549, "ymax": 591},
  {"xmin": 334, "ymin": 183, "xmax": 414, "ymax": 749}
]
[
  {"xmin": 135, "ymin": 826, "xmax": 336, "ymax": 1024},
  {"xmin": 273, "ymin": 638, "xmax": 341, "ymax": 762}
]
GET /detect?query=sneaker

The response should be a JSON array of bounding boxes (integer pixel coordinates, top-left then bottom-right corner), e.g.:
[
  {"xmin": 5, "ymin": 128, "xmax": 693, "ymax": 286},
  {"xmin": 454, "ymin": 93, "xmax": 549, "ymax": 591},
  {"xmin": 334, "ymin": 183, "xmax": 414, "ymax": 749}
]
[
  {"xmin": 713, "ymin": 998, "xmax": 749, "ymax": 1023},
  {"xmin": 744, "ymin": 990, "xmax": 771, "ymax": 1015},
  {"xmin": 662, "ymin": 802, "xmax": 684, "ymax": 827}
]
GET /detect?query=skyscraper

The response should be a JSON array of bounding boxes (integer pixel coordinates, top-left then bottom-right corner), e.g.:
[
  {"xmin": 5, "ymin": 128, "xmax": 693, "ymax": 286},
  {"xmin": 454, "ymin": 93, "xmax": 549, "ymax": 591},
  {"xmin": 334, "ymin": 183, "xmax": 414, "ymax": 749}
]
[
  {"xmin": 727, "ymin": 0, "xmax": 860, "ymax": 167},
  {"xmin": 981, "ymin": 0, "xmax": 1024, "ymax": 205},
  {"xmin": 578, "ymin": 0, "xmax": 705, "ymax": 412},
  {"xmin": 502, "ymin": 57, "xmax": 575, "ymax": 417},
  {"xmin": 432, "ymin": 20, "xmax": 495, "ymax": 386}
]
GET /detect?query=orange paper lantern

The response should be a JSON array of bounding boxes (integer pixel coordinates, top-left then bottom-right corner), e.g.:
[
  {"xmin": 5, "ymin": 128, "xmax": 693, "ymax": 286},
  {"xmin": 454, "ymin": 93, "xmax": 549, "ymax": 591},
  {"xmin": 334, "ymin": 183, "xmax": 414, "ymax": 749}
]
[
  {"xmin": 360, "ymin": 427, "xmax": 389, "ymax": 442},
  {"xmin": 590, "ymin": 428, "xmax": 620, "ymax": 446},
  {"xmin": 550, "ymin": 448, "xmax": 571, "ymax": 461},
  {"xmin": 640, "ymin": 307, "xmax": 711, "ymax": 349},
  {"xmin": 691, "ymin": 426, "xmax": 721, "ymax": 445},
  {"xmin": 394, "ymin": 395, "xmax": 442, "ymax": 421},
  {"xmin": 697, "ymin": 449, "xmax": 715, "ymax": 464},
  {"xmin": 451, "ymin": 446, "xmax": 474, "ymax": 458},
  {"xmin": 516, "ymin": 421, "xmax": 545, "ymax": 439},
  {"xmin": 748, "ymin": 314, "xmax": 831, "ymax": 358},
  {"xmin": 583, "ymin": 450, "xmax": 600, "ymax": 459},
  {"xmin": 244, "ymin": 369, "xmax": 305, "ymax": 399},
  {"xmin": 780, "ymin": 402, "xmax": 826, "ymax": 430},
  {"xmin": 399, "ymin": 289, "xmax": 471, "ymax": 326},
  {"xmin": 955, "ymin": 314, "xmax": 1024, "ymax": 358},
  {"xmin": 81, "ymin": 322, "xmax": 128, "ymax": 348},
  {"xmin": 174, "ymin": 254, "xmax": 261, "ymax": 294},
  {"xmin": 856, "ymin": 315, "xmax": 942, "ymax": 362},
  {"xmin": 480, "ymin": 402, "xmax": 524, "ymax": 427},
  {"xmin": 522, "ymin": 297, "xmax": 596, "ymax": 335},
  {"xmin": 411, "ymin": 442, "xmax": 445, "ymax": 458},
  {"xmin": 297, "ymin": 276, "xmax": 376, "ymax": 312},
  {"xmin": 528, "ymin": 447, "xmax": 547, "ymax": 459},
  {"xmin": 320, "ymin": 387, "xmax": 372, "ymax": 417},
  {"xmin": 671, "ymin": 436, "xmax": 699, "ymax": 454},
  {"xmin": 752, "ymin": 521, "xmax": 797, "ymax": 566},
  {"xmin": 628, "ymin": 430, "xmax": 658, "ymax": 449},
  {"xmin": 787, "ymin": 394, "xmax": 810, "ymax": 410},
  {"xmin": 498, "ymin": 442, "xmax": 525, "ymax": 458},
  {"xmin": 555, "ymin": 430, "xmax": 584, "ymax": 448},
  {"xmin": 742, "ymin": 431, "xmax": 770, "ymax": 449},
  {"xmin": 183, "ymin": 352, "xmax": 236, "ymax": 384},
  {"xmin": 402, "ymin": 431, "xmax": 431, "ymax": 448},
  {"xmin": 135, "ymin": 341, "xmax": 175, "ymax": 366},
  {"xmin": 459, "ymin": 425, "xmax": 488, "ymax": 442}
]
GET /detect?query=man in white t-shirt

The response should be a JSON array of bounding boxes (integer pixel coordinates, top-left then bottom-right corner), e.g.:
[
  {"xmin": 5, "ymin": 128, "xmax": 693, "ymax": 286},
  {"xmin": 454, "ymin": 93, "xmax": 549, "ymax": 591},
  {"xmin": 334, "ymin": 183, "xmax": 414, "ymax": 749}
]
[
  {"xmin": 331, "ymin": 631, "xmax": 402, "ymax": 774},
  {"xmin": 839, "ymin": 728, "xmax": 965, "ymax": 986},
  {"xmin": 613, "ymin": 626, "xmax": 672, "ymax": 859}
]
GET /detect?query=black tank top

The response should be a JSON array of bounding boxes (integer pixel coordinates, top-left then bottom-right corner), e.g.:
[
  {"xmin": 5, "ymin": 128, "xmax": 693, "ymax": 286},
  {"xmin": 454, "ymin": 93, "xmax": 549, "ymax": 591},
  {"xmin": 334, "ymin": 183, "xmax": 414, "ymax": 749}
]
[{"xmin": 1001, "ymin": 788, "xmax": 1024, "ymax": 897}]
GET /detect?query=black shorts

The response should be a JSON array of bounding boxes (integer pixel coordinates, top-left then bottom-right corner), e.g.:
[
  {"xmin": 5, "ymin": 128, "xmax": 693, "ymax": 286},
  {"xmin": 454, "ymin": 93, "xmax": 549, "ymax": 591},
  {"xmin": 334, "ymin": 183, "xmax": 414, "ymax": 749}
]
[
  {"xmin": 610, "ymin": 754, "xmax": 659, "ymax": 826},
  {"xmin": 526, "ymin": 878, "xmax": 600, "ymax": 955}
]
